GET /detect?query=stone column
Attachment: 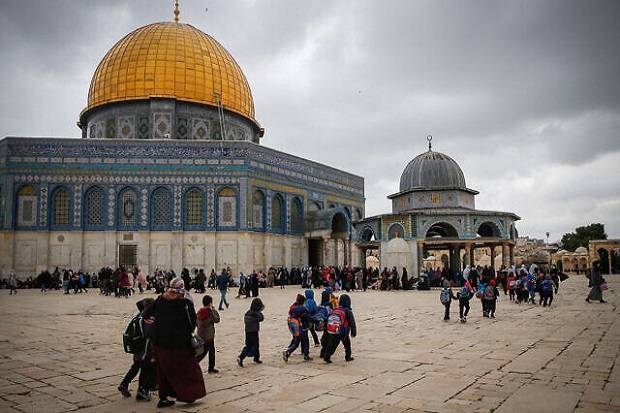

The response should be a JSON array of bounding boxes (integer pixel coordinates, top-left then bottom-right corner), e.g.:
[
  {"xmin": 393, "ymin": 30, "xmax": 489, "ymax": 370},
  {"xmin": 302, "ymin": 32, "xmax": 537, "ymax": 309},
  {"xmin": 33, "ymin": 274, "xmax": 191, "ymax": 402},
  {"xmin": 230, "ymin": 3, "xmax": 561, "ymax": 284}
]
[
  {"xmin": 322, "ymin": 236, "xmax": 330, "ymax": 266},
  {"xmin": 417, "ymin": 242, "xmax": 424, "ymax": 274},
  {"xmin": 490, "ymin": 245, "xmax": 496, "ymax": 276},
  {"xmin": 608, "ymin": 249, "xmax": 613, "ymax": 275},
  {"xmin": 333, "ymin": 238, "xmax": 339, "ymax": 267},
  {"xmin": 343, "ymin": 239, "xmax": 348, "ymax": 267},
  {"xmin": 502, "ymin": 244, "xmax": 509, "ymax": 268},
  {"xmin": 509, "ymin": 244, "xmax": 514, "ymax": 266},
  {"xmin": 469, "ymin": 244, "xmax": 475, "ymax": 267},
  {"xmin": 450, "ymin": 245, "xmax": 460, "ymax": 276}
]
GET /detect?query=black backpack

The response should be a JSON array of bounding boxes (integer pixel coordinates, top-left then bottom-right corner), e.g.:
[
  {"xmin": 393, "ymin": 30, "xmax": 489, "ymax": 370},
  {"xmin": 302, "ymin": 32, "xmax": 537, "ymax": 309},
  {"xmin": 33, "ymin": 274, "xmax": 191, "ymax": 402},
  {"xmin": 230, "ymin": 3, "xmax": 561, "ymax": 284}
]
[{"xmin": 122, "ymin": 315, "xmax": 146, "ymax": 354}]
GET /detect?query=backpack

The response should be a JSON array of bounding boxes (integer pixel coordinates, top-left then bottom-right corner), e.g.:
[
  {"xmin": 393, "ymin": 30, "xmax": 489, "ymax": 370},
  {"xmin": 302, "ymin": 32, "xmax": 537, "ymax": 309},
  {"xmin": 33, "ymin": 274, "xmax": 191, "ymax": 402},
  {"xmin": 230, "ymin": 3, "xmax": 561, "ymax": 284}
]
[
  {"xmin": 440, "ymin": 288, "xmax": 451, "ymax": 304},
  {"xmin": 287, "ymin": 317, "xmax": 301, "ymax": 337},
  {"xmin": 326, "ymin": 308, "xmax": 346, "ymax": 334},
  {"xmin": 484, "ymin": 285, "xmax": 495, "ymax": 300},
  {"xmin": 459, "ymin": 286, "xmax": 471, "ymax": 300},
  {"xmin": 313, "ymin": 307, "xmax": 328, "ymax": 331},
  {"xmin": 541, "ymin": 279, "xmax": 552, "ymax": 291},
  {"xmin": 508, "ymin": 279, "xmax": 516, "ymax": 288},
  {"xmin": 122, "ymin": 315, "xmax": 146, "ymax": 354}
]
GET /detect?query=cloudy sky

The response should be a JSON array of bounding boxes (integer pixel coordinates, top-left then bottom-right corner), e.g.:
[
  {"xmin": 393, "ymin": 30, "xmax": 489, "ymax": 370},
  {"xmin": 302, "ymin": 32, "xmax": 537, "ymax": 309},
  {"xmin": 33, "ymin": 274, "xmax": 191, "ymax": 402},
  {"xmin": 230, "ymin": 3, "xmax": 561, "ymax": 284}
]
[{"xmin": 1, "ymin": 0, "xmax": 619, "ymax": 240}]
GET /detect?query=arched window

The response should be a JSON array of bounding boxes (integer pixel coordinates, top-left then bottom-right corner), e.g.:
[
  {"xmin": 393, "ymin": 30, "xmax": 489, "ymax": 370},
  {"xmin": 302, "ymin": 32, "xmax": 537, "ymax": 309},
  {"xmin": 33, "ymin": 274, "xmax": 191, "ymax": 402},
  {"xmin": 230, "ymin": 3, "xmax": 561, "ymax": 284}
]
[
  {"xmin": 119, "ymin": 188, "xmax": 137, "ymax": 227},
  {"xmin": 218, "ymin": 187, "xmax": 236, "ymax": 227},
  {"xmin": 51, "ymin": 187, "xmax": 70, "ymax": 225},
  {"xmin": 291, "ymin": 197, "xmax": 303, "ymax": 234},
  {"xmin": 271, "ymin": 194, "xmax": 284, "ymax": 232},
  {"xmin": 185, "ymin": 189, "xmax": 204, "ymax": 226},
  {"xmin": 388, "ymin": 223, "xmax": 405, "ymax": 240},
  {"xmin": 85, "ymin": 187, "xmax": 104, "ymax": 227},
  {"xmin": 151, "ymin": 187, "xmax": 171, "ymax": 227},
  {"xmin": 252, "ymin": 190, "xmax": 265, "ymax": 229},
  {"xmin": 17, "ymin": 185, "xmax": 37, "ymax": 226}
]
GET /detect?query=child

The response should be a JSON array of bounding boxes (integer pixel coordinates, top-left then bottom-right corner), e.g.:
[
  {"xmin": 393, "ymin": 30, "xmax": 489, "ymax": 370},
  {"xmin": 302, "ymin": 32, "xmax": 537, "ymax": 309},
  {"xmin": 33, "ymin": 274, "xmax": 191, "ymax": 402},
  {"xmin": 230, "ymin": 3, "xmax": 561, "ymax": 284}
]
[
  {"xmin": 440, "ymin": 280, "xmax": 457, "ymax": 321},
  {"xmin": 196, "ymin": 295, "xmax": 220, "ymax": 373},
  {"xmin": 304, "ymin": 289, "xmax": 321, "ymax": 346},
  {"xmin": 540, "ymin": 274, "xmax": 554, "ymax": 307},
  {"xmin": 477, "ymin": 280, "xmax": 488, "ymax": 317},
  {"xmin": 318, "ymin": 288, "xmax": 333, "ymax": 359},
  {"xmin": 507, "ymin": 272, "xmax": 516, "ymax": 302},
  {"xmin": 237, "ymin": 298, "xmax": 264, "ymax": 367},
  {"xmin": 457, "ymin": 280, "xmax": 474, "ymax": 323},
  {"xmin": 486, "ymin": 279, "xmax": 500, "ymax": 318},
  {"xmin": 322, "ymin": 294, "xmax": 356, "ymax": 363},
  {"xmin": 282, "ymin": 294, "xmax": 313, "ymax": 362},
  {"xmin": 119, "ymin": 298, "xmax": 156, "ymax": 401}
]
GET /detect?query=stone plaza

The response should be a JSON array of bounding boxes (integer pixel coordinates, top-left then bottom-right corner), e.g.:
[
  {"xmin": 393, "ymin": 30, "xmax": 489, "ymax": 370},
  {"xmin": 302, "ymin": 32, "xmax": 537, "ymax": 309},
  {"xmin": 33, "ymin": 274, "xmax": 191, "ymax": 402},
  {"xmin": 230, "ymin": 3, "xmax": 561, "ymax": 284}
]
[{"xmin": 0, "ymin": 275, "xmax": 618, "ymax": 413}]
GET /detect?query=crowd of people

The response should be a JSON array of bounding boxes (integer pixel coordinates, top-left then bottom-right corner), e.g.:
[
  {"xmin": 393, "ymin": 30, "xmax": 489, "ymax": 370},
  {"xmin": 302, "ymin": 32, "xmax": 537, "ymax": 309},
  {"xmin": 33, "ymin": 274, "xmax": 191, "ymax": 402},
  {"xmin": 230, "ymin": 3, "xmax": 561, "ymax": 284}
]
[
  {"xmin": 118, "ymin": 273, "xmax": 358, "ymax": 408},
  {"xmin": 0, "ymin": 258, "xmax": 610, "ymax": 409}
]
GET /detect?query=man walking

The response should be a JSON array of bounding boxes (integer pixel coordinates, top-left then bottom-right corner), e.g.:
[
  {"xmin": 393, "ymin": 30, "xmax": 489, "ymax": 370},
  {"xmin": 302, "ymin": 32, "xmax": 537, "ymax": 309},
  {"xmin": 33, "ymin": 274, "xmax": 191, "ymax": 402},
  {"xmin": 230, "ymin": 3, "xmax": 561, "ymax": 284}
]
[{"xmin": 217, "ymin": 269, "xmax": 230, "ymax": 310}]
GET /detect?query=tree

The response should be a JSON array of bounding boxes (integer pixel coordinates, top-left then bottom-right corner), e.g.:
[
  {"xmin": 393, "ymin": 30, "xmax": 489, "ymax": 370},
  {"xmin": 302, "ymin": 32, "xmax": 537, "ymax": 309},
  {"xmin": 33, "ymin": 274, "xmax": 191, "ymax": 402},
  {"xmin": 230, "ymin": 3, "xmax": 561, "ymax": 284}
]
[{"xmin": 561, "ymin": 223, "xmax": 607, "ymax": 252}]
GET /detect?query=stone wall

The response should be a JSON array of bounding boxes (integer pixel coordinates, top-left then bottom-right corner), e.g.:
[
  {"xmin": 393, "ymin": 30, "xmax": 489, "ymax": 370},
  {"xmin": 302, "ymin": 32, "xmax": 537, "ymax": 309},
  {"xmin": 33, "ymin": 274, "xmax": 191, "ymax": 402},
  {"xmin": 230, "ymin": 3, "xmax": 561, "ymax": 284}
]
[{"xmin": 0, "ymin": 230, "xmax": 309, "ymax": 277}]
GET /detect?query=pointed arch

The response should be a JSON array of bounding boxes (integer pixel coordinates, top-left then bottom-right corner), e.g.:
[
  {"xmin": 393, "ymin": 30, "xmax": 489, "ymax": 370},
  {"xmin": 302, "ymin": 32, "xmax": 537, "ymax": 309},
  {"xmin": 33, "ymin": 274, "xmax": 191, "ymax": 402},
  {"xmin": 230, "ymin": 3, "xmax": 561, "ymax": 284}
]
[
  {"xmin": 271, "ymin": 193, "xmax": 285, "ymax": 233},
  {"xmin": 290, "ymin": 197, "xmax": 304, "ymax": 234}
]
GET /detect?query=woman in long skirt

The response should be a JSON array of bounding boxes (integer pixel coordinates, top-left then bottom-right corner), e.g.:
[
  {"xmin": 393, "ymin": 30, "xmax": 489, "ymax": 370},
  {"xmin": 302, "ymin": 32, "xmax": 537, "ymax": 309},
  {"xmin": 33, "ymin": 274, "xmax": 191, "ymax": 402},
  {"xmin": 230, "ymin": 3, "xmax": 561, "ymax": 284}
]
[
  {"xmin": 143, "ymin": 277, "xmax": 206, "ymax": 408},
  {"xmin": 586, "ymin": 261, "xmax": 606, "ymax": 303}
]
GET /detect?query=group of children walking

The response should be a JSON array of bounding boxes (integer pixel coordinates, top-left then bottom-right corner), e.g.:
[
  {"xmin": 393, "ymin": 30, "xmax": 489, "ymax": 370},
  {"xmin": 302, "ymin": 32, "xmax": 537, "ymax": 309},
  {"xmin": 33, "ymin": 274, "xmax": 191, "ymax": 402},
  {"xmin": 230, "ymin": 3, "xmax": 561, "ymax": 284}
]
[
  {"xmin": 440, "ymin": 277, "xmax": 501, "ymax": 322},
  {"xmin": 282, "ymin": 288, "xmax": 357, "ymax": 363}
]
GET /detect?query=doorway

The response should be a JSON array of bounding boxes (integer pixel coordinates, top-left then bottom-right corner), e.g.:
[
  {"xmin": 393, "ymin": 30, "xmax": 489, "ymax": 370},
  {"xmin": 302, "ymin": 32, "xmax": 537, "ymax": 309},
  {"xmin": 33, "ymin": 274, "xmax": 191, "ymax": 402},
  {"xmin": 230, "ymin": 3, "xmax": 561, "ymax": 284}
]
[
  {"xmin": 119, "ymin": 244, "xmax": 137, "ymax": 269},
  {"xmin": 308, "ymin": 239, "xmax": 322, "ymax": 267}
]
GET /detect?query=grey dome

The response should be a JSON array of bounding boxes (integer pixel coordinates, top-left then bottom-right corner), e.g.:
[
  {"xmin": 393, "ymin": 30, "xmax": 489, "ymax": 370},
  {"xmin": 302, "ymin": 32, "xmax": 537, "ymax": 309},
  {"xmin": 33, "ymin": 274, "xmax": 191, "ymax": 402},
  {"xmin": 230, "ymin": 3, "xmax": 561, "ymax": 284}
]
[{"xmin": 399, "ymin": 150, "xmax": 466, "ymax": 192}]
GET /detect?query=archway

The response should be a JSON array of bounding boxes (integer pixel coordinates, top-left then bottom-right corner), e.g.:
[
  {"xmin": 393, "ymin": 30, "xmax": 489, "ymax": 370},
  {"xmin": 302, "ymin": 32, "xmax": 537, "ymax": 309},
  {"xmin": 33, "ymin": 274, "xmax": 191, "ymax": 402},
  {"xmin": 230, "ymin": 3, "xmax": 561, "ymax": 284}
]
[
  {"xmin": 477, "ymin": 221, "xmax": 501, "ymax": 238},
  {"xmin": 426, "ymin": 222, "xmax": 458, "ymax": 238},
  {"xmin": 388, "ymin": 223, "xmax": 405, "ymax": 240},
  {"xmin": 331, "ymin": 212, "xmax": 348, "ymax": 235}
]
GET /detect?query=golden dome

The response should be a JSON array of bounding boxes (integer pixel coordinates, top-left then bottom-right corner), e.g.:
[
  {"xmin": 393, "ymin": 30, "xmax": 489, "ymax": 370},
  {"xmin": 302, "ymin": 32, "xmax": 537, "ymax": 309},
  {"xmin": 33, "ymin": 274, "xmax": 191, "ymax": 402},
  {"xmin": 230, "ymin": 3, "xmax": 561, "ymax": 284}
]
[{"xmin": 84, "ymin": 22, "xmax": 257, "ymax": 124}]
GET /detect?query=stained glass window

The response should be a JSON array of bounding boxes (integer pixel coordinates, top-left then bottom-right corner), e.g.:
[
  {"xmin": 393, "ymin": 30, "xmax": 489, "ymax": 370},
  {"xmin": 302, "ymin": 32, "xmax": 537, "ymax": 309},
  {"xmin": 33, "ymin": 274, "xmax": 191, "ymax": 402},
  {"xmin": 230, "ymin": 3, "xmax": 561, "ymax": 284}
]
[
  {"xmin": 86, "ymin": 187, "xmax": 104, "ymax": 226},
  {"xmin": 52, "ymin": 188, "xmax": 70, "ymax": 225},
  {"xmin": 186, "ymin": 189, "xmax": 203, "ymax": 226},
  {"xmin": 290, "ymin": 197, "xmax": 303, "ymax": 234},
  {"xmin": 271, "ymin": 194, "xmax": 283, "ymax": 232},
  {"xmin": 152, "ymin": 187, "xmax": 171, "ymax": 226},
  {"xmin": 252, "ymin": 190, "xmax": 264, "ymax": 229},
  {"xmin": 120, "ymin": 189, "xmax": 137, "ymax": 226}
]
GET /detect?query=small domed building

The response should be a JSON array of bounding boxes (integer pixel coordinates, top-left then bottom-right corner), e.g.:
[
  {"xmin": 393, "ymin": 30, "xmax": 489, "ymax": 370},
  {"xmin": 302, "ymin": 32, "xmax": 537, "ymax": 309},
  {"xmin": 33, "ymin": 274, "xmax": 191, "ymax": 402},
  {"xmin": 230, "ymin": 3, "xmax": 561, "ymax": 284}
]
[
  {"xmin": 353, "ymin": 138, "xmax": 520, "ymax": 277},
  {"xmin": 0, "ymin": 13, "xmax": 364, "ymax": 275}
]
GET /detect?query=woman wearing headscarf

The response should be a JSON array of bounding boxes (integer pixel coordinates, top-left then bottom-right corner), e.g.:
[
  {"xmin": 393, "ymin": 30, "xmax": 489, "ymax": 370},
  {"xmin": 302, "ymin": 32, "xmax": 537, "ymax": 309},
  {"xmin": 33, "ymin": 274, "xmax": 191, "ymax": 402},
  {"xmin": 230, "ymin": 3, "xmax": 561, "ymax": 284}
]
[
  {"xmin": 586, "ymin": 261, "xmax": 606, "ymax": 303},
  {"xmin": 142, "ymin": 277, "xmax": 206, "ymax": 408}
]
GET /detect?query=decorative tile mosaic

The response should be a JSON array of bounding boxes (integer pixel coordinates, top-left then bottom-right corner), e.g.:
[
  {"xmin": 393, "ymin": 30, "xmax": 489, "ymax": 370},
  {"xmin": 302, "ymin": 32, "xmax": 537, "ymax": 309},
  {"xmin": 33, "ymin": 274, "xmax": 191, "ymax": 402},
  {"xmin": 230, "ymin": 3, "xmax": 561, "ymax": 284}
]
[
  {"xmin": 176, "ymin": 116, "xmax": 189, "ymax": 140},
  {"xmin": 153, "ymin": 113, "xmax": 172, "ymax": 139},
  {"xmin": 117, "ymin": 116, "xmax": 136, "ymax": 139},
  {"xmin": 192, "ymin": 118, "xmax": 209, "ymax": 140},
  {"xmin": 73, "ymin": 184, "xmax": 82, "ymax": 227},
  {"xmin": 137, "ymin": 115, "xmax": 150, "ymax": 139}
]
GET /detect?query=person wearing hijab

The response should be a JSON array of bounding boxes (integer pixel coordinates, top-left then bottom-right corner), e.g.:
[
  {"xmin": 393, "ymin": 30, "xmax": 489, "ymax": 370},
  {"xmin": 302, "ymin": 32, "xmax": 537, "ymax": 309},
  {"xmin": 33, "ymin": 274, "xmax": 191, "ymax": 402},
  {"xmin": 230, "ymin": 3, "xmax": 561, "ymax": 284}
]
[{"xmin": 141, "ymin": 277, "xmax": 206, "ymax": 408}]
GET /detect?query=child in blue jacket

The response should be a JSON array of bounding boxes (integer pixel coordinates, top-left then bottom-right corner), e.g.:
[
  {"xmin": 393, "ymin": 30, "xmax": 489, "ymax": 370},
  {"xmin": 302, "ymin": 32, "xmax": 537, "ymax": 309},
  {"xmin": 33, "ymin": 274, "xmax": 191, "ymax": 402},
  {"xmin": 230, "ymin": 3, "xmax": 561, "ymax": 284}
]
[
  {"xmin": 304, "ymin": 289, "xmax": 321, "ymax": 346},
  {"xmin": 283, "ymin": 294, "xmax": 313, "ymax": 362}
]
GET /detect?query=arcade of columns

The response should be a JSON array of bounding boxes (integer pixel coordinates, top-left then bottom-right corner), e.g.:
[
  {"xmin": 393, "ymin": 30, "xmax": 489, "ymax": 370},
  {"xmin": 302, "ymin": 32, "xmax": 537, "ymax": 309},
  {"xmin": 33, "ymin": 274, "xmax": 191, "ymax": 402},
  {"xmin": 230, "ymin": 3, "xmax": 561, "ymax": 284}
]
[{"xmin": 418, "ymin": 239, "xmax": 515, "ymax": 276}]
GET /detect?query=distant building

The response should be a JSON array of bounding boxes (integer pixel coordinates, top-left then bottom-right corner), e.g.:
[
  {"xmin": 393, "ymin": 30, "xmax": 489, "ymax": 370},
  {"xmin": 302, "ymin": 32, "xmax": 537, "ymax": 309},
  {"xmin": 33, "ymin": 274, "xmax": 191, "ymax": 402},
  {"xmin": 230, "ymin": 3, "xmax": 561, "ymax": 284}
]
[{"xmin": 353, "ymin": 138, "xmax": 520, "ymax": 277}]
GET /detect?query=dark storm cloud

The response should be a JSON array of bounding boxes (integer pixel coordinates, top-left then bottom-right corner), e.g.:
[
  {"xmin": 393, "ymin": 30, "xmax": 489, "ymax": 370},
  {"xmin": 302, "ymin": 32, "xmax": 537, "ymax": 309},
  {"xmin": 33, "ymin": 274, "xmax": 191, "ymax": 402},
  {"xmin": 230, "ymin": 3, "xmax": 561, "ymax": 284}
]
[{"xmin": 1, "ymin": 0, "xmax": 619, "ymax": 239}]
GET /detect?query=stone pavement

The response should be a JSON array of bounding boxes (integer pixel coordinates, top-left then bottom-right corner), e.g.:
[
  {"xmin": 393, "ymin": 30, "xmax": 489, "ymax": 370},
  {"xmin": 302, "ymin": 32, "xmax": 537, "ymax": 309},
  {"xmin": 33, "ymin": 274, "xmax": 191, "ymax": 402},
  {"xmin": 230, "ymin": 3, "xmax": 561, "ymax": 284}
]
[{"xmin": 0, "ymin": 275, "xmax": 618, "ymax": 413}]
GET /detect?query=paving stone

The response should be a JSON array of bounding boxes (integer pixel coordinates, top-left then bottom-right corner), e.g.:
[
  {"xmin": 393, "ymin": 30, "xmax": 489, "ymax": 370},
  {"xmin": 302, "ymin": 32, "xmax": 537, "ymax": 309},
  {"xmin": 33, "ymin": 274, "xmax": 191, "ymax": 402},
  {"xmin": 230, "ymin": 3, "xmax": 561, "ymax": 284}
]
[{"xmin": 0, "ymin": 277, "xmax": 617, "ymax": 413}]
